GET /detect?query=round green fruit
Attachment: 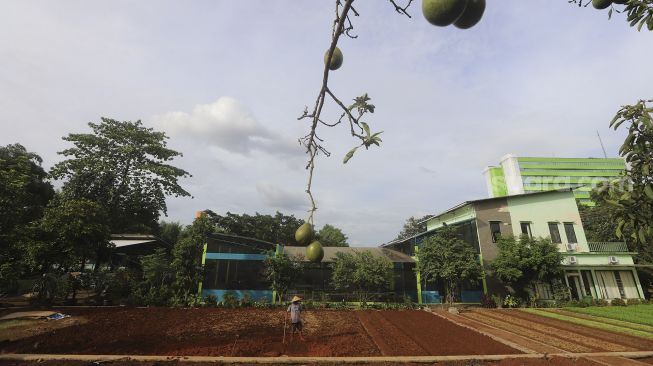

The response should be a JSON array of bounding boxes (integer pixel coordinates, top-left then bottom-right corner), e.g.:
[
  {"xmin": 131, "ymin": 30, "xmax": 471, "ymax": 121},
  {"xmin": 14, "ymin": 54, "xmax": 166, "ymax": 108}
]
[
  {"xmin": 306, "ymin": 241, "xmax": 324, "ymax": 263},
  {"xmin": 422, "ymin": 0, "xmax": 469, "ymax": 27},
  {"xmin": 295, "ymin": 223, "xmax": 313, "ymax": 246},
  {"xmin": 324, "ymin": 47, "xmax": 343, "ymax": 70},
  {"xmin": 592, "ymin": 0, "xmax": 612, "ymax": 9},
  {"xmin": 454, "ymin": 0, "xmax": 485, "ymax": 29}
]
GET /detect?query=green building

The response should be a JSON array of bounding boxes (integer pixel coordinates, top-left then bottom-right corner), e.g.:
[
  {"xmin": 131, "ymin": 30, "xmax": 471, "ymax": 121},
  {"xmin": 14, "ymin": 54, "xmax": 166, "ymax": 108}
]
[
  {"xmin": 483, "ymin": 154, "xmax": 625, "ymax": 205},
  {"xmin": 383, "ymin": 189, "xmax": 645, "ymax": 302}
]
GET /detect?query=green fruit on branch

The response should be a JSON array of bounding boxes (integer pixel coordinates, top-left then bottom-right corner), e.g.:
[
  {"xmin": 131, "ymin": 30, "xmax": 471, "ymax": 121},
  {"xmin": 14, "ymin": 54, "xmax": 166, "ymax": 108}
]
[
  {"xmin": 422, "ymin": 0, "xmax": 469, "ymax": 27},
  {"xmin": 592, "ymin": 0, "xmax": 612, "ymax": 9},
  {"xmin": 295, "ymin": 223, "xmax": 314, "ymax": 246},
  {"xmin": 454, "ymin": 0, "xmax": 485, "ymax": 29},
  {"xmin": 306, "ymin": 241, "xmax": 324, "ymax": 263},
  {"xmin": 324, "ymin": 47, "xmax": 343, "ymax": 70}
]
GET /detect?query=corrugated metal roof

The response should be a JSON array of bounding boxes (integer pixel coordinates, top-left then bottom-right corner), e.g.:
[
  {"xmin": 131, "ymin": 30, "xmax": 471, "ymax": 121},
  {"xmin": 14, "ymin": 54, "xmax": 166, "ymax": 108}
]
[
  {"xmin": 110, "ymin": 239, "xmax": 158, "ymax": 248},
  {"xmin": 283, "ymin": 246, "xmax": 414, "ymax": 263}
]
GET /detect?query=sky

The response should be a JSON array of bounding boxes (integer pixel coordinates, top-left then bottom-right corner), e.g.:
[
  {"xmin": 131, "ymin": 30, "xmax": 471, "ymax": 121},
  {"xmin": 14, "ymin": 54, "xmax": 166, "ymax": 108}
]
[{"xmin": 1, "ymin": 1, "xmax": 651, "ymax": 246}]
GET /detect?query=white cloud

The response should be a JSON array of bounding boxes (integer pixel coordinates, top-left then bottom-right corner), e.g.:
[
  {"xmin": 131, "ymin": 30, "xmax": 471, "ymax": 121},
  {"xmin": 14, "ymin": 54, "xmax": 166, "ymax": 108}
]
[
  {"xmin": 256, "ymin": 182, "xmax": 307, "ymax": 211},
  {"xmin": 153, "ymin": 97, "xmax": 301, "ymax": 157}
]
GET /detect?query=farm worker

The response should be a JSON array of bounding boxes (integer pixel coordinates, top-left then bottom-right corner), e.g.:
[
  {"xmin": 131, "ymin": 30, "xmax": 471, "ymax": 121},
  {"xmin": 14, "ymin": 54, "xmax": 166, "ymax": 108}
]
[{"xmin": 287, "ymin": 295, "xmax": 304, "ymax": 341}]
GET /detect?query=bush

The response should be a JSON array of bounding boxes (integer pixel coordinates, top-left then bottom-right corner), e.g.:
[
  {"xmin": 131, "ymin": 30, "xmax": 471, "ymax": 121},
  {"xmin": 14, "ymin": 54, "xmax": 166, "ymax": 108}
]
[
  {"xmin": 503, "ymin": 294, "xmax": 519, "ymax": 308},
  {"xmin": 240, "ymin": 292, "xmax": 252, "ymax": 307},
  {"xmin": 480, "ymin": 294, "xmax": 497, "ymax": 308},
  {"xmin": 204, "ymin": 294, "xmax": 218, "ymax": 307},
  {"xmin": 492, "ymin": 295, "xmax": 504, "ymax": 308},
  {"xmin": 626, "ymin": 298, "xmax": 641, "ymax": 305},
  {"xmin": 611, "ymin": 298, "xmax": 627, "ymax": 306},
  {"xmin": 581, "ymin": 295, "xmax": 594, "ymax": 307},
  {"xmin": 221, "ymin": 290, "xmax": 238, "ymax": 308},
  {"xmin": 593, "ymin": 298, "xmax": 609, "ymax": 306}
]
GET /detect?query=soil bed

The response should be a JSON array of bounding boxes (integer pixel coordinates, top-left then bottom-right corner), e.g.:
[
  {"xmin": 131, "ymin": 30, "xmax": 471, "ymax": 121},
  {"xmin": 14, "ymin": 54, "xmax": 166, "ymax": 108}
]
[{"xmin": 0, "ymin": 308, "xmax": 518, "ymax": 357}]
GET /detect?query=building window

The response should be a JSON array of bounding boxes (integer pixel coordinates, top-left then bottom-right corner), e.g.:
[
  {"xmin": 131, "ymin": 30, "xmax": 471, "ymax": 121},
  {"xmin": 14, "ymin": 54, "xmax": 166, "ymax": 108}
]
[
  {"xmin": 564, "ymin": 222, "xmax": 577, "ymax": 243},
  {"xmin": 520, "ymin": 222, "xmax": 532, "ymax": 238},
  {"xmin": 548, "ymin": 222, "xmax": 562, "ymax": 244},
  {"xmin": 490, "ymin": 221, "xmax": 501, "ymax": 243}
]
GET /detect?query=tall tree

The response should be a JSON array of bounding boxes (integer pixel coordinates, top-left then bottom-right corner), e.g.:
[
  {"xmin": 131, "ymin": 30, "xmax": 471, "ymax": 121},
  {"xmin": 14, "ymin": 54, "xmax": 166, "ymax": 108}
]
[
  {"xmin": 331, "ymin": 251, "xmax": 393, "ymax": 304},
  {"xmin": 491, "ymin": 236, "xmax": 563, "ymax": 300},
  {"xmin": 263, "ymin": 251, "xmax": 304, "ymax": 304},
  {"xmin": 50, "ymin": 118, "xmax": 191, "ymax": 233},
  {"xmin": 416, "ymin": 227, "xmax": 482, "ymax": 304},
  {"xmin": 207, "ymin": 211, "xmax": 304, "ymax": 245},
  {"xmin": 0, "ymin": 144, "xmax": 54, "ymax": 292},
  {"xmin": 594, "ymin": 99, "xmax": 653, "ymax": 264},
  {"xmin": 317, "ymin": 224, "xmax": 349, "ymax": 247},
  {"xmin": 395, "ymin": 215, "xmax": 431, "ymax": 241},
  {"xmin": 171, "ymin": 215, "xmax": 214, "ymax": 295}
]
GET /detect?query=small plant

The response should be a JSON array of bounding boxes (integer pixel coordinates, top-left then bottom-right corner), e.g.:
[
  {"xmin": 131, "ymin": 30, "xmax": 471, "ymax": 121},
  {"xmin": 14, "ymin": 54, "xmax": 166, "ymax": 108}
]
[
  {"xmin": 480, "ymin": 294, "xmax": 497, "ymax": 308},
  {"xmin": 240, "ymin": 292, "xmax": 252, "ymax": 307},
  {"xmin": 491, "ymin": 294, "xmax": 503, "ymax": 308},
  {"xmin": 611, "ymin": 297, "xmax": 627, "ymax": 306},
  {"xmin": 503, "ymin": 294, "xmax": 519, "ymax": 308},
  {"xmin": 626, "ymin": 298, "xmax": 641, "ymax": 305},
  {"xmin": 205, "ymin": 294, "xmax": 218, "ymax": 307},
  {"xmin": 581, "ymin": 295, "xmax": 594, "ymax": 307},
  {"xmin": 222, "ymin": 290, "xmax": 238, "ymax": 308},
  {"xmin": 593, "ymin": 298, "xmax": 609, "ymax": 306}
]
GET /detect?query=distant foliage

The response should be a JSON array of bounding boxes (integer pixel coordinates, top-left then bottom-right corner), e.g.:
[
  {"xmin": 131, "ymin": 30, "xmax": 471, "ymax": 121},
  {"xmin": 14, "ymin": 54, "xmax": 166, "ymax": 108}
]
[
  {"xmin": 331, "ymin": 251, "xmax": 393, "ymax": 305},
  {"xmin": 263, "ymin": 251, "xmax": 303, "ymax": 303},
  {"xmin": 206, "ymin": 211, "xmax": 304, "ymax": 245},
  {"xmin": 317, "ymin": 224, "xmax": 349, "ymax": 247},
  {"xmin": 395, "ymin": 215, "xmax": 431, "ymax": 241}
]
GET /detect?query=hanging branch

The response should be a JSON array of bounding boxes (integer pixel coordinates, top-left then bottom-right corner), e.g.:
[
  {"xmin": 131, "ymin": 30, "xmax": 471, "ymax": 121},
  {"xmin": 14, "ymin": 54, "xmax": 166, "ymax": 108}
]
[{"xmin": 298, "ymin": 0, "xmax": 413, "ymax": 225}]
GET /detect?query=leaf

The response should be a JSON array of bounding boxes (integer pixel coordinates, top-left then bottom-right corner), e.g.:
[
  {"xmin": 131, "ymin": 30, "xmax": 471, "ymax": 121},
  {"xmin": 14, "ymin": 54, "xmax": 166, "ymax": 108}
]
[
  {"xmin": 644, "ymin": 184, "xmax": 653, "ymax": 200},
  {"xmin": 638, "ymin": 226, "xmax": 647, "ymax": 244},
  {"xmin": 605, "ymin": 199, "xmax": 624, "ymax": 208},
  {"xmin": 360, "ymin": 122, "xmax": 371, "ymax": 137},
  {"xmin": 343, "ymin": 147, "xmax": 358, "ymax": 164}
]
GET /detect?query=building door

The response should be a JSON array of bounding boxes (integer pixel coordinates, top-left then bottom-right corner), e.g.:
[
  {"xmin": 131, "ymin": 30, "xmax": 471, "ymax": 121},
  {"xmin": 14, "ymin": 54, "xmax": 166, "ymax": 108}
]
[{"xmin": 566, "ymin": 274, "xmax": 582, "ymax": 300}]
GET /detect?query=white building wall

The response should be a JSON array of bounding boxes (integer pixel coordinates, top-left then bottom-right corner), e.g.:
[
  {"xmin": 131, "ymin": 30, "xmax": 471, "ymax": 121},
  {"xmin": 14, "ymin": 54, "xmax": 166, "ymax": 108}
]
[{"xmin": 500, "ymin": 154, "xmax": 525, "ymax": 195}]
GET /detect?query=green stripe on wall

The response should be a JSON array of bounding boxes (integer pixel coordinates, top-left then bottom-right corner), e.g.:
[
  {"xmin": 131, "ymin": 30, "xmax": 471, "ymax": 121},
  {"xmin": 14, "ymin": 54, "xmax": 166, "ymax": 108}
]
[
  {"xmin": 519, "ymin": 164, "xmax": 624, "ymax": 170},
  {"xmin": 517, "ymin": 157, "xmax": 624, "ymax": 163},
  {"xmin": 520, "ymin": 171, "xmax": 622, "ymax": 177}
]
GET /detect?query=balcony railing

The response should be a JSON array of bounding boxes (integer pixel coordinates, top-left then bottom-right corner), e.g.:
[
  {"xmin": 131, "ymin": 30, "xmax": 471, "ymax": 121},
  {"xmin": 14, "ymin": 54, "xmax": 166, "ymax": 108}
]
[{"xmin": 587, "ymin": 242, "xmax": 629, "ymax": 252}]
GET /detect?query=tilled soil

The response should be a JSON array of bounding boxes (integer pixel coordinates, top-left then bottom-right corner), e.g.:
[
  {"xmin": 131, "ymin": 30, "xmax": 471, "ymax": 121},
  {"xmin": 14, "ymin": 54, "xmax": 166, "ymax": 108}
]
[
  {"xmin": 356, "ymin": 310, "xmax": 518, "ymax": 356},
  {"xmin": 504, "ymin": 310, "xmax": 653, "ymax": 351},
  {"xmin": 0, "ymin": 356, "xmax": 606, "ymax": 366},
  {"xmin": 0, "ymin": 308, "xmax": 518, "ymax": 357}
]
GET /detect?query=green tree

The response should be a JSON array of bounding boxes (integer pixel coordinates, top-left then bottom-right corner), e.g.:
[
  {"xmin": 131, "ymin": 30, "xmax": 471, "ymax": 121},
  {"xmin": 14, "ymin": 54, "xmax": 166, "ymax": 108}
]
[
  {"xmin": 34, "ymin": 197, "xmax": 111, "ymax": 274},
  {"xmin": 416, "ymin": 227, "xmax": 482, "ymax": 304},
  {"xmin": 0, "ymin": 144, "xmax": 54, "ymax": 292},
  {"xmin": 157, "ymin": 221, "xmax": 184, "ymax": 250},
  {"xmin": 136, "ymin": 248, "xmax": 175, "ymax": 306},
  {"xmin": 395, "ymin": 215, "xmax": 431, "ymax": 241},
  {"xmin": 50, "ymin": 118, "xmax": 191, "ymax": 233},
  {"xmin": 207, "ymin": 211, "xmax": 304, "ymax": 245},
  {"xmin": 578, "ymin": 201, "xmax": 632, "ymax": 243},
  {"xmin": 491, "ymin": 235, "xmax": 564, "ymax": 300},
  {"xmin": 263, "ymin": 251, "xmax": 303, "ymax": 303},
  {"xmin": 594, "ymin": 99, "xmax": 653, "ymax": 264},
  {"xmin": 171, "ymin": 215, "xmax": 214, "ymax": 295},
  {"xmin": 331, "ymin": 251, "xmax": 393, "ymax": 304},
  {"xmin": 317, "ymin": 224, "xmax": 349, "ymax": 247}
]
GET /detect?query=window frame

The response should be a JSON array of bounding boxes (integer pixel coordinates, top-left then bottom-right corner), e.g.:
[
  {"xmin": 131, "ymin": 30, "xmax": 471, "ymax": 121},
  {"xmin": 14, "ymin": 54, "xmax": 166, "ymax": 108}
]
[
  {"xmin": 520, "ymin": 222, "xmax": 533, "ymax": 239},
  {"xmin": 563, "ymin": 222, "xmax": 578, "ymax": 244},
  {"xmin": 489, "ymin": 221, "xmax": 502, "ymax": 243},
  {"xmin": 548, "ymin": 222, "xmax": 562, "ymax": 244}
]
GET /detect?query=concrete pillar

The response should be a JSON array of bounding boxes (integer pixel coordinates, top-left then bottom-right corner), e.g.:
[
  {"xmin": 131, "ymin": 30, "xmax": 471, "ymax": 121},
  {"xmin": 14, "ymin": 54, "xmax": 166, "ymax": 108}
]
[
  {"xmin": 414, "ymin": 246, "xmax": 422, "ymax": 305},
  {"xmin": 632, "ymin": 268, "xmax": 645, "ymax": 299},
  {"xmin": 197, "ymin": 242, "xmax": 208, "ymax": 297}
]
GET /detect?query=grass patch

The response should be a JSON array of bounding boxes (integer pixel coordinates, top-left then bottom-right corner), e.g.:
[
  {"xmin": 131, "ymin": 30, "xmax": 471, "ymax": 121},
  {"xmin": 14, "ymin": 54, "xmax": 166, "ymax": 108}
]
[
  {"xmin": 0, "ymin": 319, "xmax": 34, "ymax": 330},
  {"xmin": 520, "ymin": 308, "xmax": 653, "ymax": 340},
  {"xmin": 564, "ymin": 305, "xmax": 653, "ymax": 327},
  {"xmin": 553, "ymin": 309, "xmax": 653, "ymax": 333}
]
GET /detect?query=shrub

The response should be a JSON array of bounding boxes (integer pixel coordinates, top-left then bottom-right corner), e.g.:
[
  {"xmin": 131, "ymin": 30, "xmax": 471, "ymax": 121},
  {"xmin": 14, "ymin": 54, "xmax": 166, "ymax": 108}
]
[
  {"xmin": 491, "ymin": 295, "xmax": 503, "ymax": 308},
  {"xmin": 503, "ymin": 295, "xmax": 520, "ymax": 308},
  {"xmin": 593, "ymin": 298, "xmax": 609, "ymax": 306},
  {"xmin": 611, "ymin": 298, "xmax": 627, "ymax": 306},
  {"xmin": 240, "ymin": 292, "xmax": 252, "ymax": 307},
  {"xmin": 222, "ymin": 290, "xmax": 238, "ymax": 308},
  {"xmin": 480, "ymin": 294, "xmax": 497, "ymax": 308},
  {"xmin": 626, "ymin": 298, "xmax": 641, "ymax": 305},
  {"xmin": 204, "ymin": 294, "xmax": 218, "ymax": 307}
]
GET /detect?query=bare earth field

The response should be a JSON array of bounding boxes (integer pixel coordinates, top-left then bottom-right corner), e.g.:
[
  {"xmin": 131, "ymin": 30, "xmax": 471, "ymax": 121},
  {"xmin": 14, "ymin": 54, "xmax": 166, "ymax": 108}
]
[{"xmin": 1, "ymin": 307, "xmax": 651, "ymax": 366}]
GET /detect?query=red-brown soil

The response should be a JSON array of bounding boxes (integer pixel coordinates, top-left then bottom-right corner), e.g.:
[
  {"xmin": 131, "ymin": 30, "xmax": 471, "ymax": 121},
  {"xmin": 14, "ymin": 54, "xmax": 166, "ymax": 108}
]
[
  {"xmin": 0, "ymin": 308, "xmax": 518, "ymax": 357},
  {"xmin": 501, "ymin": 310, "xmax": 653, "ymax": 351},
  {"xmin": 0, "ymin": 357, "xmax": 605, "ymax": 366}
]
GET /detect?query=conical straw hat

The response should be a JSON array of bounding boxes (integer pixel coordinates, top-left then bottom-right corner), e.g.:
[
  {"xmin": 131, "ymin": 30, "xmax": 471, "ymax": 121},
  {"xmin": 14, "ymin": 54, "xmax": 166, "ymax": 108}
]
[{"xmin": 291, "ymin": 296, "xmax": 302, "ymax": 302}]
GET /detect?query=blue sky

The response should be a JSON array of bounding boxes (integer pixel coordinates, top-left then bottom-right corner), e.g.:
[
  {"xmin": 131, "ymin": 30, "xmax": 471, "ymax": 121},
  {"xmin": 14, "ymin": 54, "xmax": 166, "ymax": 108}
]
[{"xmin": 1, "ymin": 1, "xmax": 651, "ymax": 245}]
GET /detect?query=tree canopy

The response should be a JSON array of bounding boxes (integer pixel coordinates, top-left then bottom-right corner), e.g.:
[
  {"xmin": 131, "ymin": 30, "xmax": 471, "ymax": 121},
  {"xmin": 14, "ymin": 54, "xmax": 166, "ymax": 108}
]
[
  {"xmin": 394, "ymin": 215, "xmax": 431, "ymax": 241},
  {"xmin": 263, "ymin": 251, "xmax": 304, "ymax": 304},
  {"xmin": 50, "ymin": 118, "xmax": 191, "ymax": 233},
  {"xmin": 491, "ymin": 235, "xmax": 563, "ymax": 300},
  {"xmin": 206, "ymin": 211, "xmax": 306, "ymax": 245},
  {"xmin": 331, "ymin": 251, "xmax": 393, "ymax": 304},
  {"xmin": 416, "ymin": 227, "xmax": 482, "ymax": 304},
  {"xmin": 317, "ymin": 224, "xmax": 349, "ymax": 247}
]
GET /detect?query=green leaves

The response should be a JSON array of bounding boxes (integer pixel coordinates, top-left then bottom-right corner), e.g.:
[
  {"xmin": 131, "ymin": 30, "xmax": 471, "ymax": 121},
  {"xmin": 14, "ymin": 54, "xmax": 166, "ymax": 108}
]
[{"xmin": 50, "ymin": 118, "xmax": 191, "ymax": 232}]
